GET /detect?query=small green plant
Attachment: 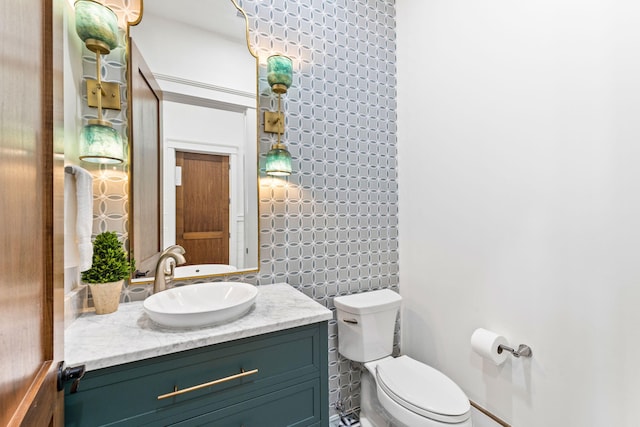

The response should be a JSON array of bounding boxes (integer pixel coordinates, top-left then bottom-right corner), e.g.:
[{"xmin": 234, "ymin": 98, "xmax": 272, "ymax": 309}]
[{"xmin": 81, "ymin": 231, "xmax": 135, "ymax": 284}]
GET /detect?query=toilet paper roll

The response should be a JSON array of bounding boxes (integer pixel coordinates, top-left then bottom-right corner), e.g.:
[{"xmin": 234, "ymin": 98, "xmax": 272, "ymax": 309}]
[{"xmin": 471, "ymin": 328, "xmax": 509, "ymax": 365}]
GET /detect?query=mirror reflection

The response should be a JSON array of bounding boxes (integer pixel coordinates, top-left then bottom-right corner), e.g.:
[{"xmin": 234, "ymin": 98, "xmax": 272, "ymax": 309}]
[{"xmin": 129, "ymin": 0, "xmax": 259, "ymax": 282}]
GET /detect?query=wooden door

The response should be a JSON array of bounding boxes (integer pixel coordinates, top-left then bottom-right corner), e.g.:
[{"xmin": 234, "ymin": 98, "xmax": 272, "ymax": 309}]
[
  {"xmin": 130, "ymin": 40, "xmax": 161, "ymax": 275},
  {"xmin": 176, "ymin": 152, "xmax": 230, "ymax": 265},
  {"xmin": 0, "ymin": 0, "xmax": 64, "ymax": 425}
]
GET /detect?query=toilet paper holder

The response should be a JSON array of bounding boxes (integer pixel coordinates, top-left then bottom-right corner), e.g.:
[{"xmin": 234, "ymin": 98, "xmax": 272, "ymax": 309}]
[{"xmin": 497, "ymin": 343, "xmax": 533, "ymax": 358}]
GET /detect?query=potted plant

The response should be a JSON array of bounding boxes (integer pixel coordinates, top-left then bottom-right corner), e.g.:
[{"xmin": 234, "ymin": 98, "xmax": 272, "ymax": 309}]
[{"xmin": 81, "ymin": 231, "xmax": 135, "ymax": 314}]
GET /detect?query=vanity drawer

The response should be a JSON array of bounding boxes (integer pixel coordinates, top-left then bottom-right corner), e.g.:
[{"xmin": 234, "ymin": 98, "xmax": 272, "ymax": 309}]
[
  {"xmin": 169, "ymin": 378, "xmax": 322, "ymax": 427},
  {"xmin": 64, "ymin": 323, "xmax": 328, "ymax": 426}
]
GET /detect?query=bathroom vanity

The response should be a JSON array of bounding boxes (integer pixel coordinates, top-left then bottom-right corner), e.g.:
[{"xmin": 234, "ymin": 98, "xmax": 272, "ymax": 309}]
[{"xmin": 64, "ymin": 284, "xmax": 332, "ymax": 426}]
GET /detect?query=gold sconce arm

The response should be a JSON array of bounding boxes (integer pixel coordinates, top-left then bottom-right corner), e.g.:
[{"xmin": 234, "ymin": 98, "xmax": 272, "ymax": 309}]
[
  {"xmin": 264, "ymin": 111, "xmax": 284, "ymax": 134},
  {"xmin": 87, "ymin": 80, "xmax": 121, "ymax": 111},
  {"xmin": 86, "ymin": 45, "xmax": 121, "ymax": 112},
  {"xmin": 264, "ymin": 55, "xmax": 293, "ymax": 176}
]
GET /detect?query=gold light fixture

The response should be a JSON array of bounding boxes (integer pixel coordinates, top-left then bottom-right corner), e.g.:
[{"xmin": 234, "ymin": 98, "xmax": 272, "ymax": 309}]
[
  {"xmin": 264, "ymin": 55, "xmax": 293, "ymax": 176},
  {"xmin": 75, "ymin": 0, "xmax": 124, "ymax": 164}
]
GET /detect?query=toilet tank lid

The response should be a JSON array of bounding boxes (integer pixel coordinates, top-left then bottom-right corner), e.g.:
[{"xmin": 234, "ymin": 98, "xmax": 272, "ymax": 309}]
[{"xmin": 334, "ymin": 289, "xmax": 402, "ymax": 315}]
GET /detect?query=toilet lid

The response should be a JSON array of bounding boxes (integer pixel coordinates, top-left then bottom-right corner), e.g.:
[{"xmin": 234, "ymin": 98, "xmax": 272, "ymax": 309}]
[{"xmin": 376, "ymin": 356, "xmax": 470, "ymax": 423}]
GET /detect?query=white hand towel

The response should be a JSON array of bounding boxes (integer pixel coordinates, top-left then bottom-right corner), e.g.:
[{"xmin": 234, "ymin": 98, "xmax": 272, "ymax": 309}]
[
  {"xmin": 65, "ymin": 165, "xmax": 94, "ymax": 272},
  {"xmin": 64, "ymin": 172, "xmax": 80, "ymax": 268}
]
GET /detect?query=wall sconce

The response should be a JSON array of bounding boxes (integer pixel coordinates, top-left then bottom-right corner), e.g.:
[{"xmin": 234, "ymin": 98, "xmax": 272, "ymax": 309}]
[
  {"xmin": 264, "ymin": 55, "xmax": 293, "ymax": 176},
  {"xmin": 75, "ymin": 0, "xmax": 124, "ymax": 164}
]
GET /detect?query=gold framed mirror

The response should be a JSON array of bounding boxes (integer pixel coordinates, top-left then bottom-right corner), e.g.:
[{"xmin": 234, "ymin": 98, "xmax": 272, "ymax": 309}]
[{"xmin": 127, "ymin": 0, "xmax": 259, "ymax": 283}]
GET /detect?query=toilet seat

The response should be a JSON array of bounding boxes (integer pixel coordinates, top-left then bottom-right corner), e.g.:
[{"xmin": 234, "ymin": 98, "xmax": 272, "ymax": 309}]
[{"xmin": 375, "ymin": 356, "xmax": 471, "ymax": 424}]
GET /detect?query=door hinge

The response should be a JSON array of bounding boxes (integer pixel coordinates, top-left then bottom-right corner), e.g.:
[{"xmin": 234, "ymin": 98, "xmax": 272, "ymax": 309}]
[{"xmin": 57, "ymin": 361, "xmax": 86, "ymax": 393}]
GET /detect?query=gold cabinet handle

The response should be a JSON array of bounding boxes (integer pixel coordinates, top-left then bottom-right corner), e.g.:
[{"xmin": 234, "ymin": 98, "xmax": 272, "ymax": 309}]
[{"xmin": 157, "ymin": 368, "xmax": 259, "ymax": 400}]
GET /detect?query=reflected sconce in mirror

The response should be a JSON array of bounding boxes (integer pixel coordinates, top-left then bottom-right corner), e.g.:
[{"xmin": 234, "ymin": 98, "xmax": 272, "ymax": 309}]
[
  {"xmin": 75, "ymin": 0, "xmax": 124, "ymax": 164},
  {"xmin": 264, "ymin": 55, "xmax": 293, "ymax": 176}
]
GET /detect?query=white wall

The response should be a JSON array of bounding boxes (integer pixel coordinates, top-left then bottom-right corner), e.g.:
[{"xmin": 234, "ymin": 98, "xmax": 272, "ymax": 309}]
[
  {"xmin": 397, "ymin": 1, "xmax": 640, "ymax": 426},
  {"xmin": 130, "ymin": 12, "xmax": 255, "ymax": 95}
]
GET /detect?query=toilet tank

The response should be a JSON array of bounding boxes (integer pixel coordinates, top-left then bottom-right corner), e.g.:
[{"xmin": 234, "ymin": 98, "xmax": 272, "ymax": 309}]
[{"xmin": 334, "ymin": 289, "xmax": 402, "ymax": 363}]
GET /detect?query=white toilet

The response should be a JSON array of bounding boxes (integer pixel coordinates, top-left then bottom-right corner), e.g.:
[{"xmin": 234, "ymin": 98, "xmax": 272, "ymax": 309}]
[{"xmin": 334, "ymin": 289, "xmax": 472, "ymax": 427}]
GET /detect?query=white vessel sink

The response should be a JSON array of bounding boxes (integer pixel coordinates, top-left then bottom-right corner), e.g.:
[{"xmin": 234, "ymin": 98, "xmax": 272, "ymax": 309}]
[{"xmin": 143, "ymin": 282, "xmax": 257, "ymax": 328}]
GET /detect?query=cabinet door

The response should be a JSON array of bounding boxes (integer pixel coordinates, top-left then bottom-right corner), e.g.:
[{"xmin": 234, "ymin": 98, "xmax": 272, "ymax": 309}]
[{"xmin": 170, "ymin": 379, "xmax": 322, "ymax": 427}]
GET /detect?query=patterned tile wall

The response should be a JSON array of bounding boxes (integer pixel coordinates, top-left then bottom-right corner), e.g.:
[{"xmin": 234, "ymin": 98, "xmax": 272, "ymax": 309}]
[
  {"xmin": 82, "ymin": 0, "xmax": 398, "ymax": 418},
  {"xmin": 241, "ymin": 0, "xmax": 399, "ymax": 416}
]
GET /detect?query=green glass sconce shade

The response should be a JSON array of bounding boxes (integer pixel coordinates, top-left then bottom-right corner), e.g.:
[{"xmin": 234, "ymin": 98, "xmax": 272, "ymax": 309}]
[
  {"xmin": 79, "ymin": 120, "xmax": 124, "ymax": 164},
  {"xmin": 265, "ymin": 144, "xmax": 292, "ymax": 176},
  {"xmin": 74, "ymin": 0, "xmax": 119, "ymax": 53},
  {"xmin": 267, "ymin": 55, "xmax": 293, "ymax": 94}
]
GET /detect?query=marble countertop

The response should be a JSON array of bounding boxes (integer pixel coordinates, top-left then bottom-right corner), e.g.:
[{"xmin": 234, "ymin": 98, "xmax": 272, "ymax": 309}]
[{"xmin": 65, "ymin": 283, "xmax": 333, "ymax": 371}]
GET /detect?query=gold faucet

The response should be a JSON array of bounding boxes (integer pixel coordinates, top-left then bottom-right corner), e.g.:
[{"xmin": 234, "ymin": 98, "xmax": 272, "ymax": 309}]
[{"xmin": 153, "ymin": 245, "xmax": 187, "ymax": 294}]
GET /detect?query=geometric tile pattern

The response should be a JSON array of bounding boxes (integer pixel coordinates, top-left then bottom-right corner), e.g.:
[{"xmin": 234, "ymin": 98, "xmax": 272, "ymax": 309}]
[
  {"xmin": 240, "ymin": 0, "xmax": 399, "ymax": 416},
  {"xmin": 90, "ymin": 0, "xmax": 398, "ymax": 418}
]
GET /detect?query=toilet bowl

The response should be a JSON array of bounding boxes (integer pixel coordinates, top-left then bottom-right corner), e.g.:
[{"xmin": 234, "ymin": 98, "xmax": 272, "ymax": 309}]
[{"xmin": 334, "ymin": 290, "xmax": 472, "ymax": 427}]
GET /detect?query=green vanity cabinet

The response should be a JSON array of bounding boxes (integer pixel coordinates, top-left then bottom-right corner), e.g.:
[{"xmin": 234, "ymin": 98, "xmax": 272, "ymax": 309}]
[{"xmin": 65, "ymin": 322, "xmax": 328, "ymax": 427}]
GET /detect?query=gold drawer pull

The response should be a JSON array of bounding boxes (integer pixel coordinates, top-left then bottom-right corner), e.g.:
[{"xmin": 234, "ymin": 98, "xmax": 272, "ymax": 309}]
[{"xmin": 157, "ymin": 368, "xmax": 259, "ymax": 400}]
